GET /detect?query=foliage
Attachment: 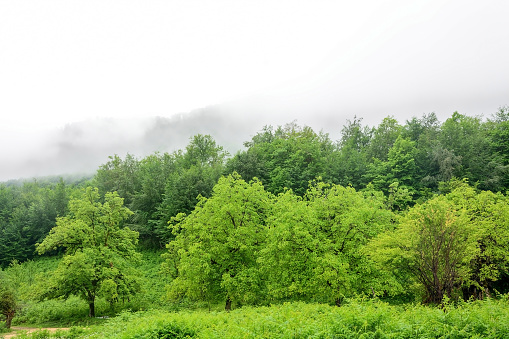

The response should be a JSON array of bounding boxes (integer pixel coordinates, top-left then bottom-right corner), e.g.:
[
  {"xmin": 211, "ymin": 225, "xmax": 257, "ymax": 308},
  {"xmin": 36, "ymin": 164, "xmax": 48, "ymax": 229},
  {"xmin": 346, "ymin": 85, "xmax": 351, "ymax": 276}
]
[
  {"xmin": 334, "ymin": 116, "xmax": 371, "ymax": 188},
  {"xmin": 259, "ymin": 182, "xmax": 394, "ymax": 304},
  {"xmin": 164, "ymin": 173, "xmax": 272, "ymax": 310},
  {"xmin": 258, "ymin": 190, "xmax": 319, "ymax": 302},
  {"xmin": 93, "ymin": 135, "xmax": 229, "ymax": 247},
  {"xmin": 364, "ymin": 135, "xmax": 418, "ymax": 210},
  {"xmin": 367, "ymin": 116, "xmax": 402, "ymax": 162},
  {"xmin": 0, "ymin": 281, "xmax": 16, "ymax": 329},
  {"xmin": 94, "ymin": 154, "xmax": 141, "ymax": 207},
  {"xmin": 50, "ymin": 299, "xmax": 509, "ymax": 339},
  {"xmin": 0, "ymin": 250, "xmax": 167, "ymax": 328},
  {"xmin": 0, "ymin": 180, "xmax": 71, "ymax": 267},
  {"xmin": 486, "ymin": 106, "xmax": 509, "ymax": 189},
  {"xmin": 128, "ymin": 152, "xmax": 178, "ymax": 245},
  {"xmin": 445, "ymin": 183, "xmax": 509, "ymax": 298},
  {"xmin": 227, "ymin": 123, "xmax": 337, "ymax": 196},
  {"xmin": 306, "ymin": 182, "xmax": 395, "ymax": 301},
  {"xmin": 36, "ymin": 187, "xmax": 141, "ymax": 317},
  {"xmin": 366, "ymin": 192, "xmax": 478, "ymax": 303},
  {"xmin": 440, "ymin": 112, "xmax": 503, "ymax": 190}
]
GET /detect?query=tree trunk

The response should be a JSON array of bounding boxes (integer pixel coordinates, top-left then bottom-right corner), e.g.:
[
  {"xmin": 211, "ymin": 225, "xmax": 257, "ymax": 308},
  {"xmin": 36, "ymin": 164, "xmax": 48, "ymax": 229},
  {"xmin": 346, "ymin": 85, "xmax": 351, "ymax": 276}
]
[
  {"xmin": 225, "ymin": 297, "xmax": 232, "ymax": 312},
  {"xmin": 87, "ymin": 290, "xmax": 96, "ymax": 317},
  {"xmin": 5, "ymin": 312, "xmax": 14, "ymax": 329},
  {"xmin": 89, "ymin": 300, "xmax": 95, "ymax": 317}
]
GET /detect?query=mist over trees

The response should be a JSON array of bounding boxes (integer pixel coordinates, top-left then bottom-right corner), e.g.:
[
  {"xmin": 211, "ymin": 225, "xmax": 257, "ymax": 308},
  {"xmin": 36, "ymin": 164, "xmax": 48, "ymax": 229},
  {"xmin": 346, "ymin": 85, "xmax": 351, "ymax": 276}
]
[
  {"xmin": 0, "ymin": 105, "xmax": 304, "ymax": 182},
  {"xmin": 1, "ymin": 107, "xmax": 509, "ymax": 309}
]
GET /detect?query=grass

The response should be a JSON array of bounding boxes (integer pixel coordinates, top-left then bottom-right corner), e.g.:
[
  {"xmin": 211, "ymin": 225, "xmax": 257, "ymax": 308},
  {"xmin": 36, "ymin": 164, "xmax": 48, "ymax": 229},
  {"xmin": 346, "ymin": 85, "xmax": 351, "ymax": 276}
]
[{"xmin": 8, "ymin": 298, "xmax": 508, "ymax": 338}]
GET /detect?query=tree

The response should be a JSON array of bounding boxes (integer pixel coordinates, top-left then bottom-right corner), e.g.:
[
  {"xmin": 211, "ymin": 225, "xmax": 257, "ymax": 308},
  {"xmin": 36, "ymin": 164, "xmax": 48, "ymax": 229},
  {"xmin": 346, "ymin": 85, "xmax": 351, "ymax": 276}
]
[
  {"xmin": 486, "ymin": 106, "xmax": 509, "ymax": 190},
  {"xmin": 364, "ymin": 135, "xmax": 418, "ymax": 210},
  {"xmin": 155, "ymin": 135, "xmax": 227, "ymax": 244},
  {"xmin": 164, "ymin": 173, "xmax": 272, "ymax": 310},
  {"xmin": 36, "ymin": 187, "xmax": 140, "ymax": 317},
  {"xmin": 94, "ymin": 153, "xmax": 141, "ymax": 206},
  {"xmin": 439, "ymin": 112, "xmax": 499, "ymax": 190},
  {"xmin": 402, "ymin": 113, "xmax": 448, "ymax": 194},
  {"xmin": 228, "ymin": 123, "xmax": 336, "ymax": 196},
  {"xmin": 334, "ymin": 116, "xmax": 371, "ymax": 188},
  {"xmin": 258, "ymin": 190, "xmax": 320, "ymax": 302},
  {"xmin": 367, "ymin": 116, "xmax": 401, "ymax": 162},
  {"xmin": 129, "ymin": 152, "xmax": 178, "ymax": 245},
  {"xmin": 445, "ymin": 183, "xmax": 509, "ymax": 298},
  {"xmin": 367, "ymin": 196, "xmax": 476, "ymax": 303},
  {"xmin": 306, "ymin": 182, "xmax": 394, "ymax": 303},
  {"xmin": 182, "ymin": 134, "xmax": 228, "ymax": 168},
  {"xmin": 259, "ymin": 181, "xmax": 394, "ymax": 305},
  {"xmin": 0, "ymin": 181, "xmax": 70, "ymax": 267},
  {"xmin": 0, "ymin": 282, "xmax": 16, "ymax": 329}
]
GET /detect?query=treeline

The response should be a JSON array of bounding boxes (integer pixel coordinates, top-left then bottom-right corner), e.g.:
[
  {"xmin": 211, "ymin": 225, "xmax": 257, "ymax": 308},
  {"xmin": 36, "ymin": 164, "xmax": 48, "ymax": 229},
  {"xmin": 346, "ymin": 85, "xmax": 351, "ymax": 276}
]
[
  {"xmin": 93, "ymin": 108, "xmax": 509, "ymax": 244},
  {"xmin": 1, "ymin": 108, "xmax": 509, "ymax": 302}
]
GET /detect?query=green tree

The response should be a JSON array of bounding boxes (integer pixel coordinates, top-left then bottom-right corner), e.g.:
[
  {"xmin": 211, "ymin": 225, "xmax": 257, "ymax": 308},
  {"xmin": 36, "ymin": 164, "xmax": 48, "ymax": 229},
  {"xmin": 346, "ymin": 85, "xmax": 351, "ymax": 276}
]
[
  {"xmin": 0, "ymin": 281, "xmax": 16, "ymax": 329},
  {"xmin": 486, "ymin": 106, "xmax": 509, "ymax": 190},
  {"xmin": 181, "ymin": 134, "xmax": 228, "ymax": 168},
  {"xmin": 94, "ymin": 153, "xmax": 141, "ymax": 206},
  {"xmin": 0, "ymin": 181, "xmax": 71, "ymax": 267},
  {"xmin": 367, "ymin": 116, "xmax": 401, "ymax": 162},
  {"xmin": 306, "ymin": 182, "xmax": 394, "ymax": 303},
  {"xmin": 440, "ymin": 112, "xmax": 500, "ymax": 190},
  {"xmin": 334, "ymin": 117, "xmax": 371, "ymax": 188},
  {"xmin": 402, "ymin": 113, "xmax": 460, "ymax": 194},
  {"xmin": 367, "ymin": 196, "xmax": 476, "ymax": 303},
  {"xmin": 36, "ymin": 187, "xmax": 140, "ymax": 317},
  {"xmin": 259, "ymin": 182, "xmax": 394, "ymax": 305},
  {"xmin": 259, "ymin": 190, "xmax": 319, "ymax": 302},
  {"xmin": 129, "ymin": 152, "xmax": 178, "ymax": 245},
  {"xmin": 422, "ymin": 145, "xmax": 462, "ymax": 189},
  {"xmin": 445, "ymin": 183, "xmax": 509, "ymax": 298},
  {"xmin": 155, "ymin": 135, "xmax": 227, "ymax": 244},
  {"xmin": 164, "ymin": 173, "xmax": 272, "ymax": 310},
  {"xmin": 228, "ymin": 123, "xmax": 336, "ymax": 196},
  {"xmin": 364, "ymin": 136, "xmax": 418, "ymax": 210}
]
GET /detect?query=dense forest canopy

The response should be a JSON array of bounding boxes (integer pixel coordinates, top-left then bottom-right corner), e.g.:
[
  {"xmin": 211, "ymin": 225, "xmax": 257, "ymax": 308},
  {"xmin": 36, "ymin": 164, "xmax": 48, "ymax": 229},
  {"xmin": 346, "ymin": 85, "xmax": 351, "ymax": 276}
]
[{"xmin": 1, "ymin": 108, "xmax": 509, "ymax": 311}]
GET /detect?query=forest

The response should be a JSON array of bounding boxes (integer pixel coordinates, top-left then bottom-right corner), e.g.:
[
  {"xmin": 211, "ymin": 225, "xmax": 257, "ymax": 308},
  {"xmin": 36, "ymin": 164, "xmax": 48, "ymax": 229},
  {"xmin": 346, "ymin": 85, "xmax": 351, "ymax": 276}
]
[{"xmin": 1, "ymin": 108, "xmax": 509, "ymax": 338}]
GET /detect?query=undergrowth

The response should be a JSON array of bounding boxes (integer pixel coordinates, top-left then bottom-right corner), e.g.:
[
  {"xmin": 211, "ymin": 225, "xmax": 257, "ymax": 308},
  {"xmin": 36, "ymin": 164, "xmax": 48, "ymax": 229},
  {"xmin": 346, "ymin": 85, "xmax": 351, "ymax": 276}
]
[{"xmin": 8, "ymin": 297, "xmax": 507, "ymax": 338}]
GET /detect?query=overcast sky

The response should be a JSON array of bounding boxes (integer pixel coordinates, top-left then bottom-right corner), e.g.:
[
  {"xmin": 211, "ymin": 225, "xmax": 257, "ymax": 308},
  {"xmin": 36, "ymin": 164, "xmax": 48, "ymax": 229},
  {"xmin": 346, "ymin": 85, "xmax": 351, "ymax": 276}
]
[{"xmin": 1, "ymin": 0, "xmax": 508, "ymax": 180}]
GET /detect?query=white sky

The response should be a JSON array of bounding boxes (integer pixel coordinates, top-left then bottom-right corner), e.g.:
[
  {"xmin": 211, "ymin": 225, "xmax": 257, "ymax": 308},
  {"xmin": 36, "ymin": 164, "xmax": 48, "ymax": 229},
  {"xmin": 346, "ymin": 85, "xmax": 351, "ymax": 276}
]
[{"xmin": 1, "ymin": 0, "xmax": 508, "ymax": 180}]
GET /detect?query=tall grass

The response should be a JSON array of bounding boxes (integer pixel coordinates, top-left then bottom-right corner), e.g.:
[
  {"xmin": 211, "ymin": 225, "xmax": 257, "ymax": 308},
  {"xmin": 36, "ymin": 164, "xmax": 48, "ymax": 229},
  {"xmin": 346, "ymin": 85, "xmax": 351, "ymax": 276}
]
[
  {"xmin": 80, "ymin": 298, "xmax": 509, "ymax": 338},
  {"xmin": 4, "ymin": 298, "xmax": 509, "ymax": 338}
]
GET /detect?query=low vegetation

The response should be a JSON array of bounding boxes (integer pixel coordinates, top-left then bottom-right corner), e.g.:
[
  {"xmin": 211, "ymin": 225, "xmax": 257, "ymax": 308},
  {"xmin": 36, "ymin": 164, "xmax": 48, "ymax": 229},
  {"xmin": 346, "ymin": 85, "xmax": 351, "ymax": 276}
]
[{"xmin": 4, "ymin": 299, "xmax": 509, "ymax": 338}]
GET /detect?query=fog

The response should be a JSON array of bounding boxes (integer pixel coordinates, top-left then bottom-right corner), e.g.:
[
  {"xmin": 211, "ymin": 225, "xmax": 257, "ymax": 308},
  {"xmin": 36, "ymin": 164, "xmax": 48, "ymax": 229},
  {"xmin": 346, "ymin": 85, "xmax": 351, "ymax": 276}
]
[
  {"xmin": 0, "ymin": 105, "xmax": 350, "ymax": 182},
  {"xmin": 1, "ymin": 98, "xmax": 506, "ymax": 182},
  {"xmin": 1, "ymin": 0, "xmax": 508, "ymax": 181}
]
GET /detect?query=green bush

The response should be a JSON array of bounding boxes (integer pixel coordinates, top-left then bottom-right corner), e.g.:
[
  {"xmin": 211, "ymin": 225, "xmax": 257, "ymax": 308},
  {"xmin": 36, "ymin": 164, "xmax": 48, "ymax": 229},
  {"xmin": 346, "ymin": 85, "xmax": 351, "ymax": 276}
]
[{"xmin": 139, "ymin": 323, "xmax": 196, "ymax": 339}]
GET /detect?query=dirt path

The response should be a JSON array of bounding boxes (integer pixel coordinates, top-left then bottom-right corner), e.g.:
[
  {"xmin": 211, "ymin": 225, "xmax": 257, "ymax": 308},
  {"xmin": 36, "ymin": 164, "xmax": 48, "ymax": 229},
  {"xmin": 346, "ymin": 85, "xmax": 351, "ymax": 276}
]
[{"xmin": 2, "ymin": 327, "xmax": 70, "ymax": 338}]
